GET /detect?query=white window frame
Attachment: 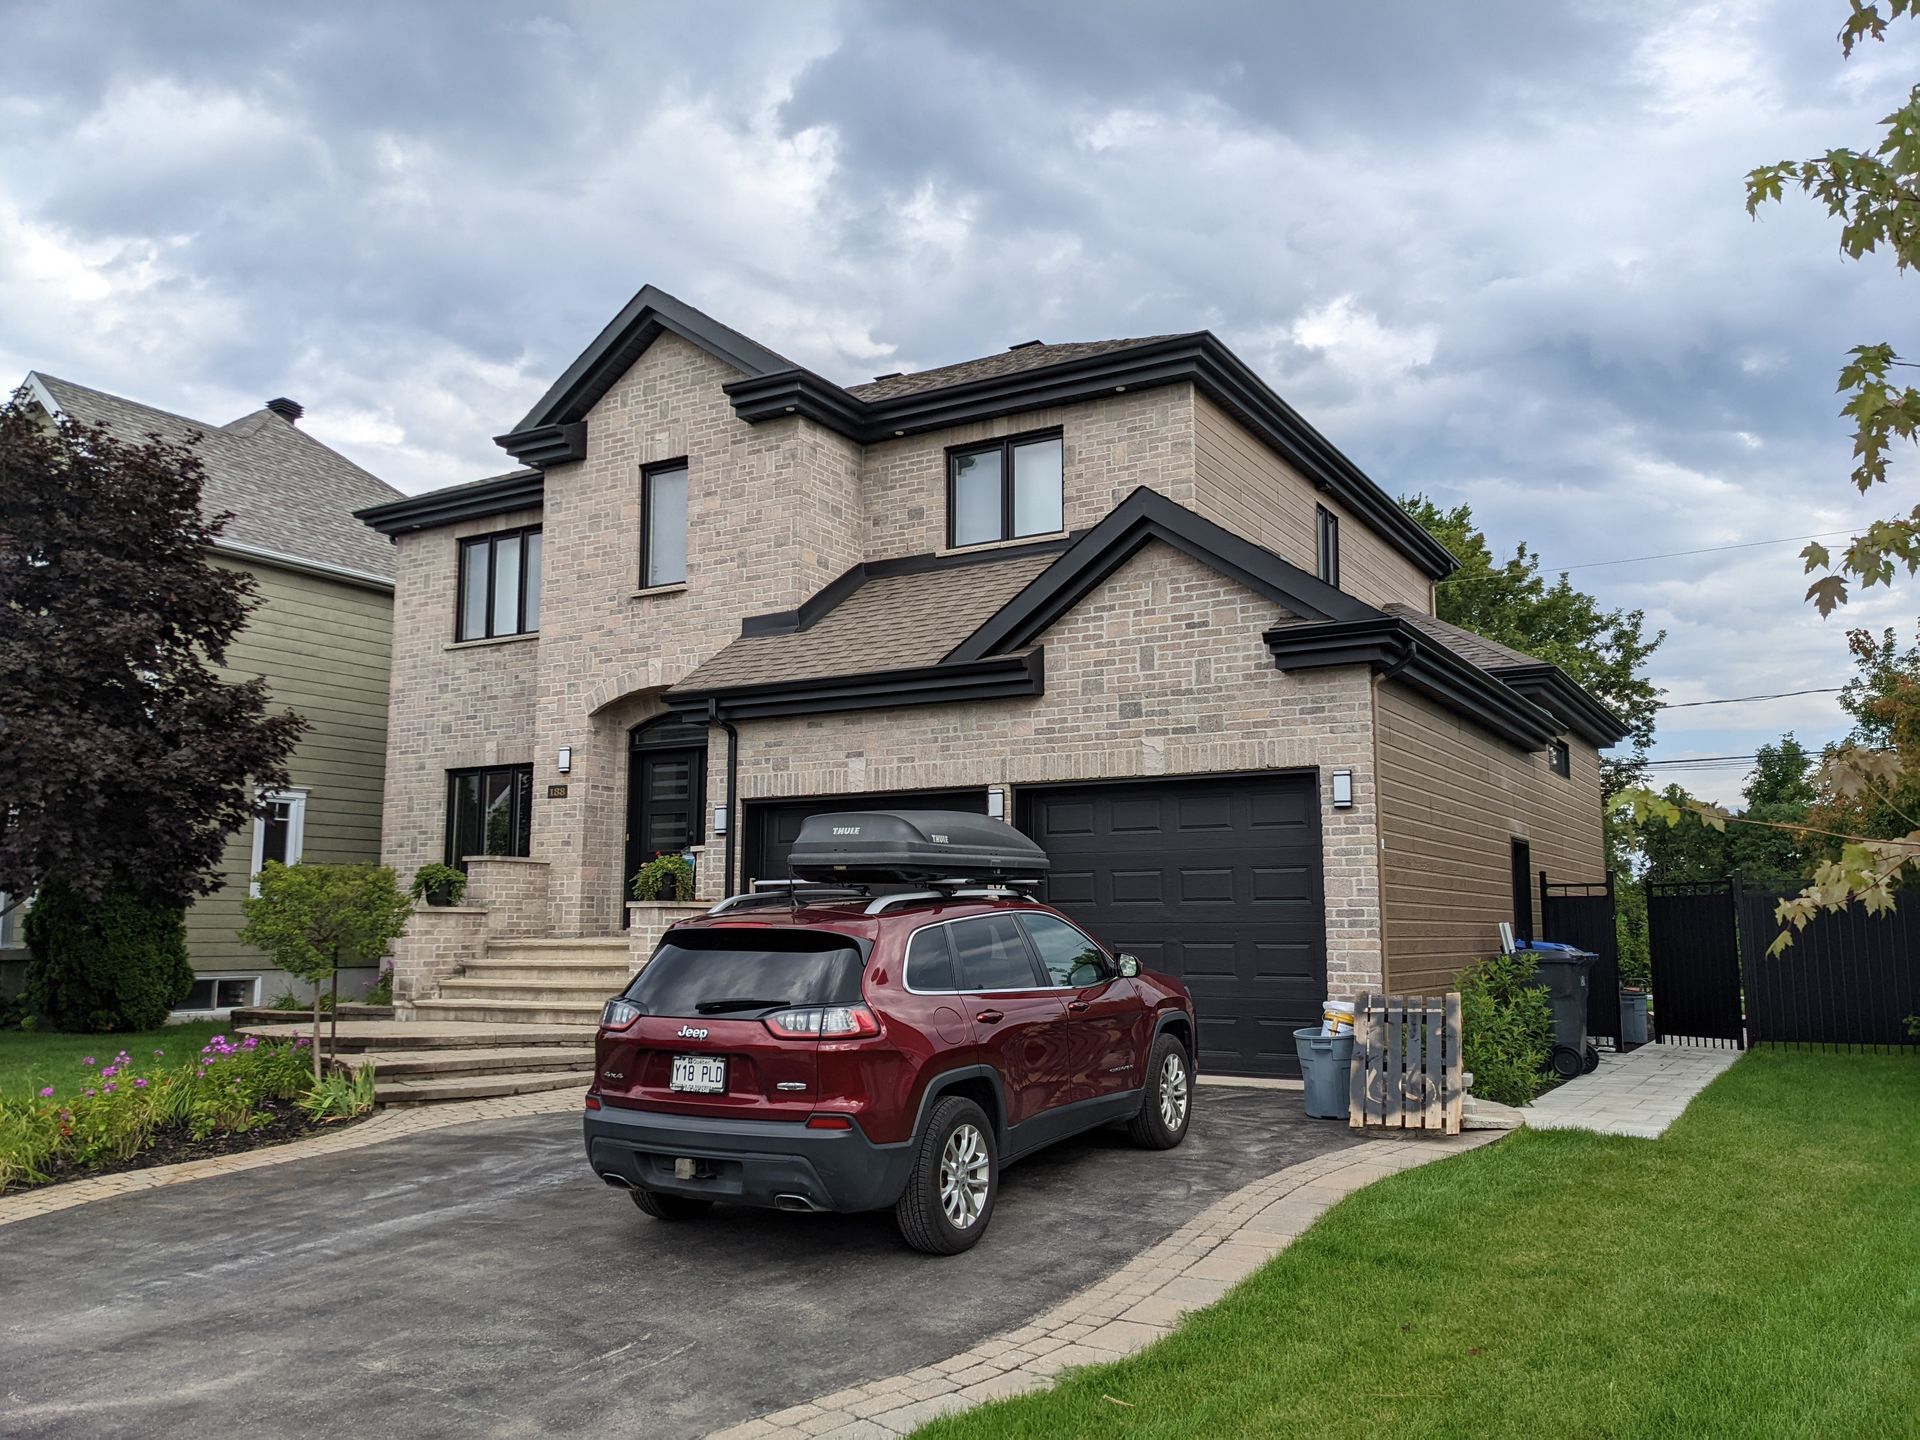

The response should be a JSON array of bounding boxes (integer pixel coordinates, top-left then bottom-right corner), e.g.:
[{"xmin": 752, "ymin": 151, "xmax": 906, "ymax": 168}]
[
  {"xmin": 175, "ymin": 974, "xmax": 263, "ymax": 1013},
  {"xmin": 0, "ymin": 892, "xmax": 26, "ymax": 950},
  {"xmin": 250, "ymin": 789, "xmax": 309, "ymax": 896}
]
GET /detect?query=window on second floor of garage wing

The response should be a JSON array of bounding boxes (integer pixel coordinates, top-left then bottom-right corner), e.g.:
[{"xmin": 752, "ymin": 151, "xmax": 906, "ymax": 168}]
[
  {"xmin": 1316, "ymin": 504, "xmax": 1340, "ymax": 588},
  {"xmin": 947, "ymin": 431, "xmax": 1064, "ymax": 549},
  {"xmin": 642, "ymin": 460, "xmax": 690, "ymax": 588},
  {"xmin": 457, "ymin": 525, "xmax": 542, "ymax": 641}
]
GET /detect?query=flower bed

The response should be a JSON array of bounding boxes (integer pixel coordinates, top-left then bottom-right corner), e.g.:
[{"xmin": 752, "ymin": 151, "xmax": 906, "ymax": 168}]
[{"xmin": 0, "ymin": 1032, "xmax": 373, "ymax": 1192}]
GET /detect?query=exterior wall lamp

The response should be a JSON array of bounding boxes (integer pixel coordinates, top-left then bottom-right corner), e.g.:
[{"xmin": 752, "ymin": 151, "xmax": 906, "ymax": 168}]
[{"xmin": 1331, "ymin": 769, "xmax": 1354, "ymax": 809}]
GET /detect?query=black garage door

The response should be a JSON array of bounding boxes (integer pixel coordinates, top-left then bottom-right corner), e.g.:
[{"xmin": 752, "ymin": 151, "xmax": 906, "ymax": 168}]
[
  {"xmin": 742, "ymin": 788, "xmax": 990, "ymax": 891},
  {"xmin": 1019, "ymin": 773, "xmax": 1326, "ymax": 1079}
]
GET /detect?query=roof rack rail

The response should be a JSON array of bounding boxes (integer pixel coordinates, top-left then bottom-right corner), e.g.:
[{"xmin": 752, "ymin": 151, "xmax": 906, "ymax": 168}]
[
  {"xmin": 862, "ymin": 890, "xmax": 948, "ymax": 916},
  {"xmin": 706, "ymin": 885, "xmax": 871, "ymax": 916}
]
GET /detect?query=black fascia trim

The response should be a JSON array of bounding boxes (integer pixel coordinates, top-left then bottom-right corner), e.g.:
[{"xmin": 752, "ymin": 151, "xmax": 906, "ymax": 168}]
[
  {"xmin": 506, "ymin": 285, "xmax": 793, "ymax": 441},
  {"xmin": 1265, "ymin": 617, "xmax": 1562, "ymax": 751},
  {"xmin": 356, "ymin": 470, "xmax": 546, "ymax": 536},
  {"xmin": 494, "ymin": 420, "xmax": 587, "ymax": 470},
  {"xmin": 1491, "ymin": 664, "xmax": 1629, "ymax": 748},
  {"xmin": 738, "ymin": 535, "xmax": 1079, "ymax": 638},
  {"xmin": 666, "ymin": 651, "xmax": 1044, "ymax": 722},
  {"xmin": 948, "ymin": 487, "xmax": 1372, "ymax": 664},
  {"xmin": 722, "ymin": 368, "xmax": 875, "ymax": 435}
]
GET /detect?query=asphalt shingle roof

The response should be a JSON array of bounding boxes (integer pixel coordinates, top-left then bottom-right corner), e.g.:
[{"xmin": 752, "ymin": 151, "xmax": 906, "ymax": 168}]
[
  {"xmin": 673, "ymin": 549, "xmax": 1058, "ymax": 693},
  {"xmin": 1384, "ymin": 603, "xmax": 1545, "ymax": 671},
  {"xmin": 845, "ymin": 336, "xmax": 1191, "ymax": 403},
  {"xmin": 29, "ymin": 373, "xmax": 404, "ymax": 581}
]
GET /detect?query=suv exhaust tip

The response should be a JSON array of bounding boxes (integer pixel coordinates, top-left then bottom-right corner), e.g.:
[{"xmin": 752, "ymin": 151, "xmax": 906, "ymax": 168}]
[
  {"xmin": 773, "ymin": 1193, "xmax": 824, "ymax": 1213},
  {"xmin": 599, "ymin": 1172, "xmax": 635, "ymax": 1189}
]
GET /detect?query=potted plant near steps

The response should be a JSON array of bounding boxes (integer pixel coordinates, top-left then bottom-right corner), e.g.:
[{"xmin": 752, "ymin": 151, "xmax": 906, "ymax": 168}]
[
  {"xmin": 630, "ymin": 852, "xmax": 695, "ymax": 903},
  {"xmin": 409, "ymin": 863, "xmax": 468, "ymax": 908}
]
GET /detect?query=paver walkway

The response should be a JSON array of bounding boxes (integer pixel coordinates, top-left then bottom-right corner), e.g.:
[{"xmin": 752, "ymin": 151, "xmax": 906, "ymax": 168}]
[
  {"xmin": 1524, "ymin": 1041, "xmax": 1741, "ymax": 1138},
  {"xmin": 0, "ymin": 1086, "xmax": 581, "ymax": 1227},
  {"xmin": 710, "ymin": 1128, "xmax": 1501, "ymax": 1440}
]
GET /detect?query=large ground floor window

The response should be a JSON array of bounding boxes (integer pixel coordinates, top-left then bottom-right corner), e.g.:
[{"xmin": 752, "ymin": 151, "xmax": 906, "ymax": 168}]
[{"xmin": 447, "ymin": 765, "xmax": 534, "ymax": 869}]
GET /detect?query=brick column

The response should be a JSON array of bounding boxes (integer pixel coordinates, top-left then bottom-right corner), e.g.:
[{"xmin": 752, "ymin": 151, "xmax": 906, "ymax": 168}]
[
  {"xmin": 465, "ymin": 857, "xmax": 551, "ymax": 939},
  {"xmin": 389, "ymin": 906, "xmax": 487, "ymax": 1014},
  {"xmin": 626, "ymin": 901, "xmax": 710, "ymax": 974}
]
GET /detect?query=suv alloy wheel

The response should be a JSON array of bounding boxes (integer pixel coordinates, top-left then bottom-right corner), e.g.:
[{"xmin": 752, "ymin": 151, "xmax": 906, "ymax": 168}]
[
  {"xmin": 1127, "ymin": 1033, "xmax": 1193, "ymax": 1149},
  {"xmin": 894, "ymin": 1095, "xmax": 998, "ymax": 1255}
]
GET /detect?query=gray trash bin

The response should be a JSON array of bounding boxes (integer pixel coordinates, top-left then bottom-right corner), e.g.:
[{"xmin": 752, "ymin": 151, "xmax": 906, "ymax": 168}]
[
  {"xmin": 1294, "ymin": 1027, "xmax": 1355, "ymax": 1119},
  {"xmin": 1520, "ymin": 941, "xmax": 1598, "ymax": 1079}
]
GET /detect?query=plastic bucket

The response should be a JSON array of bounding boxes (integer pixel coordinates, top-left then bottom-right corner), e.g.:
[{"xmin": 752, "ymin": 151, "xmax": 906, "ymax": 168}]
[
  {"xmin": 1320, "ymin": 1000, "xmax": 1355, "ymax": 1036},
  {"xmin": 1294, "ymin": 1027, "xmax": 1356, "ymax": 1119}
]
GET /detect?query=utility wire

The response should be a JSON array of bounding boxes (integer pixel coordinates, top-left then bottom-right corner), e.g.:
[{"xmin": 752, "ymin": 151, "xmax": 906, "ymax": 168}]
[
  {"xmin": 1657, "ymin": 687, "xmax": 1843, "ymax": 709},
  {"xmin": 1436, "ymin": 529, "xmax": 1858, "ymax": 585},
  {"xmin": 1644, "ymin": 753, "xmax": 1760, "ymax": 766}
]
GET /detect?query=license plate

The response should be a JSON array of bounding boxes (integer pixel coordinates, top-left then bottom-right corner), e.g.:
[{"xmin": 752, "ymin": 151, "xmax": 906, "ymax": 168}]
[{"xmin": 670, "ymin": 1055, "xmax": 727, "ymax": 1093}]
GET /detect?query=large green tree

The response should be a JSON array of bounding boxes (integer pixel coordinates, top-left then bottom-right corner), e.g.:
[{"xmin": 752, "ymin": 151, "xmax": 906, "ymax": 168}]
[{"xmin": 1641, "ymin": 736, "xmax": 1817, "ymax": 891}]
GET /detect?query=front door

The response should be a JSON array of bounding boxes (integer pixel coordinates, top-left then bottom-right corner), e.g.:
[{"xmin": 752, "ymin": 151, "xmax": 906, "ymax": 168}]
[{"xmin": 624, "ymin": 717, "xmax": 708, "ymax": 924}]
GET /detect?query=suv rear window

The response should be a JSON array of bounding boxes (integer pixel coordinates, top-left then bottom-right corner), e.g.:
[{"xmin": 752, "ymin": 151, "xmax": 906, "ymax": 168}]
[{"xmin": 626, "ymin": 929, "xmax": 865, "ymax": 1018}]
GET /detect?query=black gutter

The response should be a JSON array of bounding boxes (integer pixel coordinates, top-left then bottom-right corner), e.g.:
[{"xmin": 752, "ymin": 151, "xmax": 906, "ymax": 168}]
[
  {"xmin": 667, "ymin": 651, "xmax": 1044, "ymax": 723},
  {"xmin": 1491, "ymin": 664, "xmax": 1629, "ymax": 748},
  {"xmin": 356, "ymin": 470, "xmax": 545, "ymax": 535}
]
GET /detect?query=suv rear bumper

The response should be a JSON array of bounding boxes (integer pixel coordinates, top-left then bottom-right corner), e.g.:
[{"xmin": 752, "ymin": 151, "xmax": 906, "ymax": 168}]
[{"xmin": 583, "ymin": 1103, "xmax": 915, "ymax": 1214}]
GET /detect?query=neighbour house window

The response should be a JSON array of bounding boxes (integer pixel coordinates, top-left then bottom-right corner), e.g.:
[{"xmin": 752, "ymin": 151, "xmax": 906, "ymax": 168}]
[
  {"xmin": 1547, "ymin": 739, "xmax": 1571, "ymax": 778},
  {"xmin": 1316, "ymin": 505, "xmax": 1340, "ymax": 587},
  {"xmin": 250, "ymin": 790, "xmax": 308, "ymax": 897},
  {"xmin": 458, "ymin": 526, "xmax": 542, "ymax": 641},
  {"xmin": 948, "ymin": 432, "xmax": 1064, "ymax": 548},
  {"xmin": 0, "ymin": 893, "xmax": 23, "ymax": 950},
  {"xmin": 179, "ymin": 976, "xmax": 261, "ymax": 1011},
  {"xmin": 642, "ymin": 461, "xmax": 689, "ymax": 587},
  {"xmin": 1020, "ymin": 913, "xmax": 1109, "ymax": 987},
  {"xmin": 446, "ymin": 765, "xmax": 535, "ymax": 870},
  {"xmin": 948, "ymin": 913, "xmax": 1043, "ymax": 991}
]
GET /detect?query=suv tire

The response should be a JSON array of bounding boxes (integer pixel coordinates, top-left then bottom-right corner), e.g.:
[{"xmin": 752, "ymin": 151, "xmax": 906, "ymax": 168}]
[
  {"xmin": 894, "ymin": 1095, "xmax": 998, "ymax": 1255},
  {"xmin": 630, "ymin": 1188, "xmax": 713, "ymax": 1221},
  {"xmin": 1128, "ymin": 1033, "xmax": 1193, "ymax": 1150}
]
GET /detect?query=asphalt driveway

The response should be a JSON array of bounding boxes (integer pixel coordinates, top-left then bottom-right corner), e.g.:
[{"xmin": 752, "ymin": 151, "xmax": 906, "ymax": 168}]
[{"xmin": 0, "ymin": 1087, "xmax": 1359, "ymax": 1439}]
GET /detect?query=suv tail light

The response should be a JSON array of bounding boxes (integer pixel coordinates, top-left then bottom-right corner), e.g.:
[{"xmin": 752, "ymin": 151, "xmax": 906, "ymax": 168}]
[
  {"xmin": 601, "ymin": 998, "xmax": 642, "ymax": 1028},
  {"xmin": 763, "ymin": 1004, "xmax": 880, "ymax": 1039}
]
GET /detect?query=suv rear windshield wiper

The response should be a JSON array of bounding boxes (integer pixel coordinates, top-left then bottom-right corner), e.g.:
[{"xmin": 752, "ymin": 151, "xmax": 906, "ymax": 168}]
[{"xmin": 693, "ymin": 997, "xmax": 792, "ymax": 1014}]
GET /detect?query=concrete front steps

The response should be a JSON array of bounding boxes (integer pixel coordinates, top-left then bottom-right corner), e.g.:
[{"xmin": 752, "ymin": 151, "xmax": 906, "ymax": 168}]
[
  {"xmin": 236, "ymin": 1018, "xmax": 598, "ymax": 1106},
  {"xmin": 415, "ymin": 936, "xmax": 629, "ymax": 1025}
]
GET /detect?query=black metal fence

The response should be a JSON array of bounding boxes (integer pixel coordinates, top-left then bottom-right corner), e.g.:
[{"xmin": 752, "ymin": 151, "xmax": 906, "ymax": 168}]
[
  {"xmin": 1647, "ymin": 881, "xmax": 1745, "ymax": 1048},
  {"xmin": 1542, "ymin": 876, "xmax": 1622, "ymax": 1044},
  {"xmin": 1739, "ymin": 890, "xmax": 1920, "ymax": 1053}
]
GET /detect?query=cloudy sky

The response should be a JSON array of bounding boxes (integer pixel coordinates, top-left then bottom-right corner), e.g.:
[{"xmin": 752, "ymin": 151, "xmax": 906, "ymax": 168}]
[{"xmin": 5, "ymin": 0, "xmax": 1917, "ymax": 802}]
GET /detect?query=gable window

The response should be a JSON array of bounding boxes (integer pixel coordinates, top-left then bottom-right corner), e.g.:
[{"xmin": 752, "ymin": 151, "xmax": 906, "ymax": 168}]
[
  {"xmin": 1316, "ymin": 504, "xmax": 1340, "ymax": 587},
  {"xmin": 948, "ymin": 432, "xmax": 1063, "ymax": 548},
  {"xmin": 458, "ymin": 526, "xmax": 542, "ymax": 641},
  {"xmin": 250, "ymin": 789, "xmax": 307, "ymax": 896},
  {"xmin": 1547, "ymin": 739, "xmax": 1571, "ymax": 778},
  {"xmin": 446, "ymin": 765, "xmax": 534, "ymax": 870},
  {"xmin": 642, "ymin": 461, "xmax": 689, "ymax": 587}
]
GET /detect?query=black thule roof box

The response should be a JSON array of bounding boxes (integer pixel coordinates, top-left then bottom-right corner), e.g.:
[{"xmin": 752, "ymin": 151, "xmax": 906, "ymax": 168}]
[{"xmin": 787, "ymin": 810, "xmax": 1049, "ymax": 884}]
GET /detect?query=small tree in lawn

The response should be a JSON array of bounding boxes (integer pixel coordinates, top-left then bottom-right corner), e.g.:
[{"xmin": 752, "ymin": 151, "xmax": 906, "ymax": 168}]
[{"xmin": 239, "ymin": 863, "xmax": 411, "ymax": 1082}]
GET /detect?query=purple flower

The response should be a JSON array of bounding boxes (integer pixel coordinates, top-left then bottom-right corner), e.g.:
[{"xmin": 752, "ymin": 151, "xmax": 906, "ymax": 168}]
[
  {"xmin": 102, "ymin": 1083, "xmax": 116, "ymax": 1094},
  {"xmin": 196, "ymin": 1068, "xmax": 207, "ymax": 1078},
  {"xmin": 84, "ymin": 1088, "xmax": 96, "ymax": 1098},
  {"xmin": 38, "ymin": 1086, "xmax": 54, "ymax": 1098},
  {"xmin": 153, "ymin": 1049, "xmax": 165, "ymax": 1058},
  {"xmin": 134, "ymin": 1077, "xmax": 149, "ymax": 1089},
  {"xmin": 82, "ymin": 1056, "xmax": 95, "ymax": 1066}
]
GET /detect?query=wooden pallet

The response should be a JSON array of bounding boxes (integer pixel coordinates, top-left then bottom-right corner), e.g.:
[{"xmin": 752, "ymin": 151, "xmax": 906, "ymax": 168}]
[{"xmin": 1348, "ymin": 991, "xmax": 1464, "ymax": 1135}]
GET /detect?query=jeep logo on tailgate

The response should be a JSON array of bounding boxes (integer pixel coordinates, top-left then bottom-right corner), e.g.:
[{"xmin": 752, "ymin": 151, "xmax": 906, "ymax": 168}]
[{"xmin": 677, "ymin": 1025, "xmax": 709, "ymax": 1040}]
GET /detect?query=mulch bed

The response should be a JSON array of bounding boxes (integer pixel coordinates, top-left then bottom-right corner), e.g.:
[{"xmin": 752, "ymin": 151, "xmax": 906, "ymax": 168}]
[{"xmin": 6, "ymin": 1100, "xmax": 371, "ymax": 1195}]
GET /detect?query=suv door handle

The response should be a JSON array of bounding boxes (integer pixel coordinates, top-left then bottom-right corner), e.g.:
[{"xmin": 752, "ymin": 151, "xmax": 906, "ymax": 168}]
[
  {"xmin": 975, "ymin": 1009, "xmax": 1004, "ymax": 1024},
  {"xmin": 1066, "ymin": 1000, "xmax": 1090, "ymax": 1013}
]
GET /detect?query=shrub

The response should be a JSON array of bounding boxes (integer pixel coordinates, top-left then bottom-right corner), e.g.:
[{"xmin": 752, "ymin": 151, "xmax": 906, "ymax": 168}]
[
  {"xmin": 1458, "ymin": 954, "xmax": 1554, "ymax": 1106},
  {"xmin": 23, "ymin": 883, "xmax": 193, "ymax": 1032},
  {"xmin": 407, "ymin": 863, "xmax": 468, "ymax": 906},
  {"xmin": 631, "ymin": 852, "xmax": 694, "ymax": 902}
]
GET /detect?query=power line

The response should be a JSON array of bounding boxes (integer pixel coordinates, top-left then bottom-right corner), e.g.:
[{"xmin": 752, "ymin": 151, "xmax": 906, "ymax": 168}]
[
  {"xmin": 1436, "ymin": 529, "xmax": 1858, "ymax": 585},
  {"xmin": 1657, "ymin": 687, "xmax": 1843, "ymax": 709},
  {"xmin": 1644, "ymin": 753, "xmax": 1759, "ymax": 766}
]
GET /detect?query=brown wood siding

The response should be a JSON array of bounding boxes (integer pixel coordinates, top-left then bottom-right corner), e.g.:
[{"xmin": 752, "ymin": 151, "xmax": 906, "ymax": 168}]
[
  {"xmin": 1376, "ymin": 682, "xmax": 1605, "ymax": 995},
  {"xmin": 1190, "ymin": 392, "xmax": 1433, "ymax": 612},
  {"xmin": 183, "ymin": 559, "xmax": 393, "ymax": 991}
]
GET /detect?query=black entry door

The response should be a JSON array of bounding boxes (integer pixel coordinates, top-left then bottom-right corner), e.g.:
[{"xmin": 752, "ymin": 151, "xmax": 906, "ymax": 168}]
[
  {"xmin": 742, "ymin": 789, "xmax": 990, "ymax": 890},
  {"xmin": 1019, "ymin": 773, "xmax": 1325, "ymax": 1079},
  {"xmin": 624, "ymin": 747, "xmax": 706, "ymax": 909}
]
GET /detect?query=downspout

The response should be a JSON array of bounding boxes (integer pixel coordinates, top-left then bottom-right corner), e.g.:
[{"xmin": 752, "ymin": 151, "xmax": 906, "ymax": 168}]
[{"xmin": 709, "ymin": 699, "xmax": 740, "ymax": 896}]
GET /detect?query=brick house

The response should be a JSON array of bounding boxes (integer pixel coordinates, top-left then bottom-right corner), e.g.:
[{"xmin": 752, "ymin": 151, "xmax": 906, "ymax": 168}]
[{"xmin": 357, "ymin": 287, "xmax": 1622, "ymax": 1079}]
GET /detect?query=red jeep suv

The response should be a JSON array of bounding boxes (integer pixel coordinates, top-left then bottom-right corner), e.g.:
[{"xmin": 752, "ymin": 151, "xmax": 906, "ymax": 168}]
[{"xmin": 582, "ymin": 812, "xmax": 1198, "ymax": 1253}]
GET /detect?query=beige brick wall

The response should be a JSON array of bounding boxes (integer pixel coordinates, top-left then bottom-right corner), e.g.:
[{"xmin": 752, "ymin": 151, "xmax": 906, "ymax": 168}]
[
  {"xmin": 464, "ymin": 857, "xmax": 551, "ymax": 940},
  {"xmin": 389, "ymin": 905, "xmax": 487, "ymax": 1010},
  {"xmin": 727, "ymin": 543, "xmax": 1387, "ymax": 996},
  {"xmin": 1192, "ymin": 392, "xmax": 1433, "ymax": 612},
  {"xmin": 1375, "ymin": 683, "xmax": 1606, "ymax": 994}
]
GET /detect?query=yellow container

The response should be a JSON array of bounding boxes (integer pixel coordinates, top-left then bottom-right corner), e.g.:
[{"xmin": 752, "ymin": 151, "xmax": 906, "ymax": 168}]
[{"xmin": 1321, "ymin": 1000, "xmax": 1355, "ymax": 1036}]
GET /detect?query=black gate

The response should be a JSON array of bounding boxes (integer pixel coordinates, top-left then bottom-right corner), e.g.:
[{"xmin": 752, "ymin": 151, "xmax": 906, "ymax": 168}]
[
  {"xmin": 1647, "ymin": 880, "xmax": 1744, "ymax": 1047},
  {"xmin": 1541, "ymin": 876, "xmax": 1622, "ymax": 1044},
  {"xmin": 1739, "ymin": 890, "xmax": 1920, "ymax": 1052}
]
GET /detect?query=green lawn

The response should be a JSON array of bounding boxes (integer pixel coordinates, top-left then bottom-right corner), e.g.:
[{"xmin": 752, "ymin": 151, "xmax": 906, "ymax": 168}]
[
  {"xmin": 921, "ymin": 1052, "xmax": 1920, "ymax": 1439},
  {"xmin": 0, "ymin": 1021, "xmax": 225, "ymax": 1100}
]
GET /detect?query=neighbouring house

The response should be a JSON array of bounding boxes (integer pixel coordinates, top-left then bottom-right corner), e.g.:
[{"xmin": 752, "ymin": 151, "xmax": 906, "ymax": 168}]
[
  {"xmin": 356, "ymin": 286, "xmax": 1624, "ymax": 1078},
  {"xmin": 2, "ymin": 375, "xmax": 403, "ymax": 1013}
]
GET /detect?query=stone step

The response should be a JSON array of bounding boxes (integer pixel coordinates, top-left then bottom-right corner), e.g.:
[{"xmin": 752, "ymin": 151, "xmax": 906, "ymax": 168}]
[
  {"xmin": 460, "ymin": 961, "xmax": 631, "ymax": 985},
  {"xmin": 374, "ymin": 1069, "xmax": 595, "ymax": 1106},
  {"xmin": 484, "ymin": 937, "xmax": 630, "ymax": 962},
  {"xmin": 409, "ymin": 998, "xmax": 604, "ymax": 1026},
  {"xmin": 340, "ymin": 1045, "xmax": 596, "ymax": 1079},
  {"xmin": 238, "ymin": 1020, "xmax": 591, "ymax": 1052},
  {"xmin": 436, "ymin": 977, "xmax": 621, "ymax": 1004}
]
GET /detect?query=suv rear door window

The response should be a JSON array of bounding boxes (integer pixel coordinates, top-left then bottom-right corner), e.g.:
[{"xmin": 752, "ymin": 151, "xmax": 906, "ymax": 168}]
[
  {"xmin": 1020, "ymin": 913, "xmax": 1109, "ymax": 987},
  {"xmin": 948, "ymin": 914, "xmax": 1042, "ymax": 991},
  {"xmin": 904, "ymin": 926, "xmax": 958, "ymax": 993},
  {"xmin": 626, "ymin": 930, "xmax": 865, "ymax": 1018}
]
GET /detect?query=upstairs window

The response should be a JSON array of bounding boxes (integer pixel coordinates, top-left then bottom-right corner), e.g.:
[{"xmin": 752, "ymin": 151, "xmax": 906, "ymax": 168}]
[
  {"xmin": 1316, "ymin": 504, "xmax": 1340, "ymax": 587},
  {"xmin": 948, "ymin": 432, "xmax": 1063, "ymax": 548},
  {"xmin": 458, "ymin": 526, "xmax": 542, "ymax": 641},
  {"xmin": 642, "ymin": 461, "xmax": 689, "ymax": 587},
  {"xmin": 250, "ymin": 789, "xmax": 307, "ymax": 897},
  {"xmin": 1547, "ymin": 739, "xmax": 1571, "ymax": 778}
]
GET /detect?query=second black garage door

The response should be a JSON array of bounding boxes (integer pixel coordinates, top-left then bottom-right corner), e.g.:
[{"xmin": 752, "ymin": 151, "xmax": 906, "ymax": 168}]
[{"xmin": 1019, "ymin": 773, "xmax": 1326, "ymax": 1079}]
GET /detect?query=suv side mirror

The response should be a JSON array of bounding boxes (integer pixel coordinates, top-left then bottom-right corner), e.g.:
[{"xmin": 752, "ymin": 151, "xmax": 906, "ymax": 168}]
[{"xmin": 1116, "ymin": 954, "xmax": 1142, "ymax": 979}]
